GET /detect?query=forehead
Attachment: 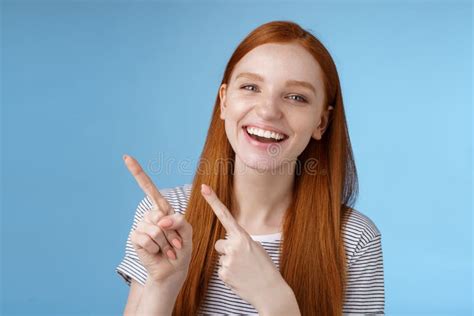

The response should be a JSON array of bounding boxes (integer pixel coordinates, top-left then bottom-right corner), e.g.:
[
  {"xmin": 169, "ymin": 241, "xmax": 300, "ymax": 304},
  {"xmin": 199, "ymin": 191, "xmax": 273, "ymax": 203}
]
[{"xmin": 230, "ymin": 42, "xmax": 324, "ymax": 86}]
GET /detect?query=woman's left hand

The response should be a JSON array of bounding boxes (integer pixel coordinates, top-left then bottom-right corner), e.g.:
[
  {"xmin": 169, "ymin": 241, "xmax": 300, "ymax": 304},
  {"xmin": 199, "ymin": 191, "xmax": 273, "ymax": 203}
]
[{"xmin": 200, "ymin": 184, "xmax": 298, "ymax": 313}]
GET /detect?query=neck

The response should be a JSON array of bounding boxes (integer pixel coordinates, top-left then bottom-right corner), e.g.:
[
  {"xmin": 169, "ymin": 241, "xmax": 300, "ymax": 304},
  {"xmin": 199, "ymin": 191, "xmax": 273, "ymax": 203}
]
[{"xmin": 231, "ymin": 156, "xmax": 296, "ymax": 234}]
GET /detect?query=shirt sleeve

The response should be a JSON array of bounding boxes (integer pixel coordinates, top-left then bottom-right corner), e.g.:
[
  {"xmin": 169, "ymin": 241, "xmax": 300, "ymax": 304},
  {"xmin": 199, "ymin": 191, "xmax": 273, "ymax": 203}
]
[
  {"xmin": 115, "ymin": 195, "xmax": 154, "ymax": 286},
  {"xmin": 343, "ymin": 232, "xmax": 385, "ymax": 315},
  {"xmin": 115, "ymin": 184, "xmax": 190, "ymax": 287}
]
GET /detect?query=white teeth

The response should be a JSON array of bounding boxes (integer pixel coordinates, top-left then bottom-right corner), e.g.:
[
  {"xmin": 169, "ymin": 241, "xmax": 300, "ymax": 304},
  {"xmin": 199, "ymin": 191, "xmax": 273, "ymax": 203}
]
[{"xmin": 246, "ymin": 126, "xmax": 285, "ymax": 140}]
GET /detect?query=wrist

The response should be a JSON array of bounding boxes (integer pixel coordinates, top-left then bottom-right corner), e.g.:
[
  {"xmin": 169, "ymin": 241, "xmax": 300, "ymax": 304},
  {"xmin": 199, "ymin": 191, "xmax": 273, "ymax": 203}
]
[
  {"xmin": 137, "ymin": 277, "xmax": 186, "ymax": 316},
  {"xmin": 257, "ymin": 282, "xmax": 300, "ymax": 316},
  {"xmin": 146, "ymin": 273, "xmax": 186, "ymax": 297}
]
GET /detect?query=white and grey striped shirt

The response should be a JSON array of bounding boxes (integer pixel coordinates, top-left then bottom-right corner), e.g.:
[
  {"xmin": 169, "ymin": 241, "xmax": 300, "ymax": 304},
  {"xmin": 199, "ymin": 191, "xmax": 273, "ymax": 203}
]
[{"xmin": 116, "ymin": 183, "xmax": 385, "ymax": 315}]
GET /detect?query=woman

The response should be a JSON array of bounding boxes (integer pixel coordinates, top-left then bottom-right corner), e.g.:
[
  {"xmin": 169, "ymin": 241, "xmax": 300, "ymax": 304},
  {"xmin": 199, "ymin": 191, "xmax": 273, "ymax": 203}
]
[{"xmin": 117, "ymin": 20, "xmax": 385, "ymax": 315}]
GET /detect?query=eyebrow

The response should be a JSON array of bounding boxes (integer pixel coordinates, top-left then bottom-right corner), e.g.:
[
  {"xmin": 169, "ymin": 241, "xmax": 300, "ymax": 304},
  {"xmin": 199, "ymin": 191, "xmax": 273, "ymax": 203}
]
[{"xmin": 235, "ymin": 72, "xmax": 317, "ymax": 94}]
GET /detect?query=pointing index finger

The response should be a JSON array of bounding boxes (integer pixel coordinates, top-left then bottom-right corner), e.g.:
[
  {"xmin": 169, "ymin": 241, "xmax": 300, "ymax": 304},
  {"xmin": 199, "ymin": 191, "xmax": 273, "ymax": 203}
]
[
  {"xmin": 201, "ymin": 184, "xmax": 241, "ymax": 235},
  {"xmin": 123, "ymin": 154, "xmax": 174, "ymax": 215}
]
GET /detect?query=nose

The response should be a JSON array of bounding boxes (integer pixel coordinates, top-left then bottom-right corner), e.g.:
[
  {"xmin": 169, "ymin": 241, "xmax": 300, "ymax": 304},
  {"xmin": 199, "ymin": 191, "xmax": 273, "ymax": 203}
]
[{"xmin": 254, "ymin": 96, "xmax": 283, "ymax": 120}]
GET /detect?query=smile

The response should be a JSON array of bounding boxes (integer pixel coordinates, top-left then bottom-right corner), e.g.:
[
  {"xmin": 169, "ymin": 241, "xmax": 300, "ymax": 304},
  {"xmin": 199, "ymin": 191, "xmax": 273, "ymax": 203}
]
[{"xmin": 242, "ymin": 125, "xmax": 289, "ymax": 146}]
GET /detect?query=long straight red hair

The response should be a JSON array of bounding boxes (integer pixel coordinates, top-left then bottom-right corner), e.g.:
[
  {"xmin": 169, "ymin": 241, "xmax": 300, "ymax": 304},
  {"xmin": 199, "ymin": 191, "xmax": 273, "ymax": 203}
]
[{"xmin": 172, "ymin": 20, "xmax": 358, "ymax": 316}]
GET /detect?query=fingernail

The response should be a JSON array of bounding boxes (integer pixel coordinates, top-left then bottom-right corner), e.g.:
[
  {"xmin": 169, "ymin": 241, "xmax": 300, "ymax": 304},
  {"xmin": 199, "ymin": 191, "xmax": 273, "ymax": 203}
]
[
  {"xmin": 158, "ymin": 218, "xmax": 172, "ymax": 227},
  {"xmin": 167, "ymin": 249, "xmax": 176, "ymax": 260},
  {"xmin": 123, "ymin": 154, "xmax": 127, "ymax": 161},
  {"xmin": 172, "ymin": 239, "xmax": 182, "ymax": 249},
  {"xmin": 201, "ymin": 184, "xmax": 211, "ymax": 195}
]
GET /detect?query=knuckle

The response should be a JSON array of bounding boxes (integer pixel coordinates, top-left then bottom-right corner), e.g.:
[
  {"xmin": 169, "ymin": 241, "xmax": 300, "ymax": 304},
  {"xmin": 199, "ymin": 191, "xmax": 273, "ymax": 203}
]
[
  {"xmin": 172, "ymin": 213, "xmax": 189, "ymax": 229},
  {"xmin": 147, "ymin": 210, "xmax": 158, "ymax": 222},
  {"xmin": 152, "ymin": 213, "xmax": 161, "ymax": 223},
  {"xmin": 136, "ymin": 221, "xmax": 145, "ymax": 232},
  {"xmin": 167, "ymin": 233, "xmax": 179, "ymax": 243},
  {"xmin": 175, "ymin": 215, "xmax": 185, "ymax": 226},
  {"xmin": 144, "ymin": 211, "xmax": 150, "ymax": 220},
  {"xmin": 143, "ymin": 236, "xmax": 156, "ymax": 249},
  {"xmin": 148, "ymin": 226, "xmax": 162, "ymax": 239},
  {"xmin": 147, "ymin": 244, "xmax": 159, "ymax": 254},
  {"xmin": 130, "ymin": 231, "xmax": 138, "ymax": 243},
  {"xmin": 165, "ymin": 229, "xmax": 177, "ymax": 237},
  {"xmin": 142, "ymin": 236, "xmax": 152, "ymax": 247},
  {"xmin": 161, "ymin": 204, "xmax": 171, "ymax": 214},
  {"xmin": 161, "ymin": 243, "xmax": 171, "ymax": 254},
  {"xmin": 169, "ymin": 213, "xmax": 181, "ymax": 224},
  {"xmin": 144, "ymin": 212, "xmax": 155, "ymax": 223}
]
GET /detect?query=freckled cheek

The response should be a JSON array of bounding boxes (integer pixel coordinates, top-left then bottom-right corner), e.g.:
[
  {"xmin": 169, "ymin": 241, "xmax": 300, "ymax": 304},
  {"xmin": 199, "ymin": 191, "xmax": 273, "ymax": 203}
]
[
  {"xmin": 288, "ymin": 119, "xmax": 316, "ymax": 138},
  {"xmin": 227, "ymin": 92, "xmax": 256, "ymax": 105},
  {"xmin": 225, "ymin": 99, "xmax": 254, "ymax": 119}
]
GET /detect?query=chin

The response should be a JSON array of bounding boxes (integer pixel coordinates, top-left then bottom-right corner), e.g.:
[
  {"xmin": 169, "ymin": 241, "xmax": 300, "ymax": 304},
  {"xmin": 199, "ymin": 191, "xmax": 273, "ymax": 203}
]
[{"xmin": 237, "ymin": 153, "xmax": 290, "ymax": 173}]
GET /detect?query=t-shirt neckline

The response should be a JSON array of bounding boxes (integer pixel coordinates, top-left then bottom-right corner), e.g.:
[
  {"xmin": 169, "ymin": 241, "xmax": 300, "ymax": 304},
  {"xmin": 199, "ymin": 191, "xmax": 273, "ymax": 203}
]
[{"xmin": 249, "ymin": 231, "xmax": 282, "ymax": 242}]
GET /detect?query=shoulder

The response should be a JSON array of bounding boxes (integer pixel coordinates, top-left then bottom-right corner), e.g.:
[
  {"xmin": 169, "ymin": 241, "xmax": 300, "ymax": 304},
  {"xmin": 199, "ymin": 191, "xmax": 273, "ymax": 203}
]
[
  {"xmin": 342, "ymin": 207, "xmax": 385, "ymax": 313},
  {"xmin": 133, "ymin": 183, "xmax": 192, "ymax": 219},
  {"xmin": 342, "ymin": 207, "xmax": 381, "ymax": 238},
  {"xmin": 342, "ymin": 207, "xmax": 382, "ymax": 263}
]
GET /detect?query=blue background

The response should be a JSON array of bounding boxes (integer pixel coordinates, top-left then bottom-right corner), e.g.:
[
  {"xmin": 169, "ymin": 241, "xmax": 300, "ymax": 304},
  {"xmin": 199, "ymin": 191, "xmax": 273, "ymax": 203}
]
[{"xmin": 2, "ymin": 0, "xmax": 472, "ymax": 315}]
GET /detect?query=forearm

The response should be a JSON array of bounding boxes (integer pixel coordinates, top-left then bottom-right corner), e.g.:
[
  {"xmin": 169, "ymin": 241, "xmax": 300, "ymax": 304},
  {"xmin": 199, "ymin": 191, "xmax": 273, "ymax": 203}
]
[
  {"xmin": 135, "ymin": 279, "xmax": 181, "ymax": 316},
  {"xmin": 258, "ymin": 283, "xmax": 301, "ymax": 316}
]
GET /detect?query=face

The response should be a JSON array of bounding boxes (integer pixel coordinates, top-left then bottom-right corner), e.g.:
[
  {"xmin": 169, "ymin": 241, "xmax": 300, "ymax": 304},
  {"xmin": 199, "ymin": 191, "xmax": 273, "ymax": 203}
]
[{"xmin": 219, "ymin": 42, "xmax": 333, "ymax": 172}]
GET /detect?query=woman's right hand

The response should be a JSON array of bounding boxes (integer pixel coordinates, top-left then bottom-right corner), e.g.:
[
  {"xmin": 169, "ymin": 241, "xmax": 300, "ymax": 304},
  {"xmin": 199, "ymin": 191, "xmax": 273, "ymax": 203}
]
[{"xmin": 123, "ymin": 154, "xmax": 193, "ymax": 287}]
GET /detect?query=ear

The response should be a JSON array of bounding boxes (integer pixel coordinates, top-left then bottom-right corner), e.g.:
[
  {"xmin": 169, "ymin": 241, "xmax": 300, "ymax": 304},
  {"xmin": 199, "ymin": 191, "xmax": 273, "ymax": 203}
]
[
  {"xmin": 219, "ymin": 83, "xmax": 227, "ymax": 120},
  {"xmin": 312, "ymin": 105, "xmax": 334, "ymax": 140}
]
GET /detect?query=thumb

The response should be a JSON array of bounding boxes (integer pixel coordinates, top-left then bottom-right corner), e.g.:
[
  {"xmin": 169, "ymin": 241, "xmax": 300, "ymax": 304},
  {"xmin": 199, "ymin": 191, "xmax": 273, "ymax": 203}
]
[{"xmin": 157, "ymin": 213, "xmax": 192, "ymax": 243}]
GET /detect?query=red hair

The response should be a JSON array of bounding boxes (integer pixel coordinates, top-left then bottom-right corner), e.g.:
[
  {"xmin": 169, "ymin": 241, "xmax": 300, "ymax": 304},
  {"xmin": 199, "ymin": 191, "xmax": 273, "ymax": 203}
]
[{"xmin": 172, "ymin": 20, "xmax": 358, "ymax": 316}]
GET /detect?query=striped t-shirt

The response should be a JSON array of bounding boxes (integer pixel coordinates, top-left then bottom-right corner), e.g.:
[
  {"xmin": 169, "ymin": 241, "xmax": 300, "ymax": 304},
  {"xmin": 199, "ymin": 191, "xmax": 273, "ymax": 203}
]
[{"xmin": 116, "ymin": 183, "xmax": 385, "ymax": 315}]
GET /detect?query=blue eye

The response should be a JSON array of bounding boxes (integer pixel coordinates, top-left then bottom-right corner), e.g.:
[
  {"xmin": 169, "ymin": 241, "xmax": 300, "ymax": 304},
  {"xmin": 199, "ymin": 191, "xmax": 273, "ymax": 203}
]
[
  {"xmin": 288, "ymin": 95, "xmax": 307, "ymax": 103},
  {"xmin": 240, "ymin": 85, "xmax": 307, "ymax": 103},
  {"xmin": 241, "ymin": 84, "xmax": 258, "ymax": 92}
]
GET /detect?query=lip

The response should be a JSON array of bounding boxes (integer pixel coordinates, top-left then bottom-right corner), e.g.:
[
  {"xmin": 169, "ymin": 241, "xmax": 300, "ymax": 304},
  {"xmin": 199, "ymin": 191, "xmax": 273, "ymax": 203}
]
[
  {"xmin": 242, "ymin": 124, "xmax": 289, "ymax": 138},
  {"xmin": 241, "ymin": 126, "xmax": 289, "ymax": 150}
]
